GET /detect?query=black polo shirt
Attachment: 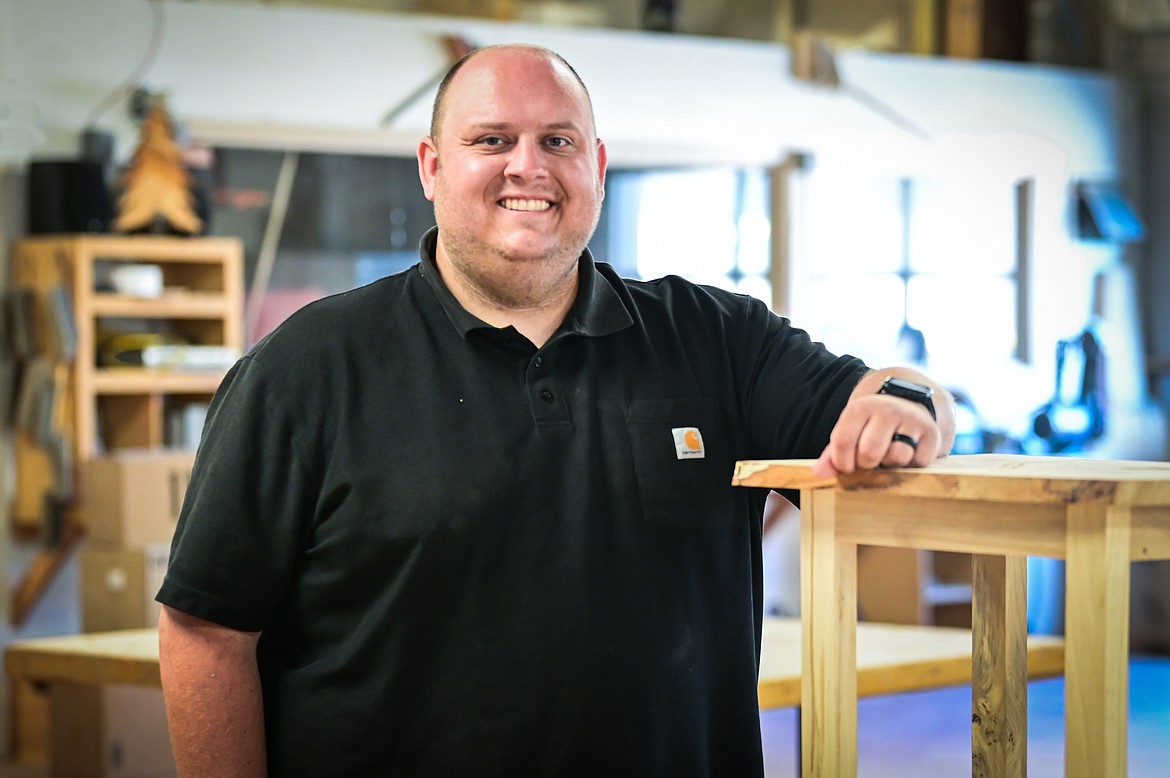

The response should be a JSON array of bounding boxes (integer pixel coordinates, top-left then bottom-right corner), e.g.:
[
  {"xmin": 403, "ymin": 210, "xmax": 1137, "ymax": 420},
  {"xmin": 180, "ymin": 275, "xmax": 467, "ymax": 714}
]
[{"xmin": 158, "ymin": 229, "xmax": 867, "ymax": 777}]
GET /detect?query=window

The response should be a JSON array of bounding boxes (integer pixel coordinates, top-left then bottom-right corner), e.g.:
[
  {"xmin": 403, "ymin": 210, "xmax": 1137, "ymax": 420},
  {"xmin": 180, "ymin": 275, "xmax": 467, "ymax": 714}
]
[
  {"xmin": 599, "ymin": 167, "xmax": 772, "ymax": 306},
  {"xmin": 796, "ymin": 163, "xmax": 1023, "ymax": 370}
]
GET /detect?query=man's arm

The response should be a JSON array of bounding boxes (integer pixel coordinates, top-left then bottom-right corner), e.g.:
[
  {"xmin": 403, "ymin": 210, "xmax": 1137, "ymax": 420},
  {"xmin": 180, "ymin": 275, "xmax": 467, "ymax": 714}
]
[
  {"xmin": 158, "ymin": 605, "xmax": 267, "ymax": 778},
  {"xmin": 813, "ymin": 366, "xmax": 957, "ymax": 477}
]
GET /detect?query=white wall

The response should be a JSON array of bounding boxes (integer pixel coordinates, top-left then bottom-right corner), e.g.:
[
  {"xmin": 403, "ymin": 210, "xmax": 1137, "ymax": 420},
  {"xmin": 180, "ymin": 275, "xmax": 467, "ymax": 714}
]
[{"xmin": 0, "ymin": 0, "xmax": 1125, "ymax": 172}]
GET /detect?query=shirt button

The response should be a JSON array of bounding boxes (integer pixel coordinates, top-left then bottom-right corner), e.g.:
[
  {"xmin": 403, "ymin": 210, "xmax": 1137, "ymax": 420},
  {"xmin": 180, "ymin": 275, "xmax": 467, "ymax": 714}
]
[
  {"xmin": 533, "ymin": 356, "xmax": 544, "ymax": 368},
  {"xmin": 538, "ymin": 389, "xmax": 554, "ymax": 403}
]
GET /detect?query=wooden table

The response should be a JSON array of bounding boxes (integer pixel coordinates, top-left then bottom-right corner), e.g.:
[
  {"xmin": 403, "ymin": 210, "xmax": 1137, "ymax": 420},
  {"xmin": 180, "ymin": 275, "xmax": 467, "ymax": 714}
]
[
  {"xmin": 6, "ymin": 620, "xmax": 1063, "ymax": 765},
  {"xmin": 6, "ymin": 628, "xmax": 161, "ymax": 689},
  {"xmin": 6, "ymin": 621, "xmax": 1065, "ymax": 704},
  {"xmin": 5, "ymin": 628, "xmax": 162, "ymax": 766},
  {"xmin": 734, "ymin": 453, "xmax": 1170, "ymax": 778}
]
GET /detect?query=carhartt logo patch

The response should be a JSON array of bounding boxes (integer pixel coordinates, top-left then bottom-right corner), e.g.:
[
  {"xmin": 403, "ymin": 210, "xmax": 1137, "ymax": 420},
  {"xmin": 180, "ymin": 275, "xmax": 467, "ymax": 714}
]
[{"xmin": 672, "ymin": 427, "xmax": 705, "ymax": 459}]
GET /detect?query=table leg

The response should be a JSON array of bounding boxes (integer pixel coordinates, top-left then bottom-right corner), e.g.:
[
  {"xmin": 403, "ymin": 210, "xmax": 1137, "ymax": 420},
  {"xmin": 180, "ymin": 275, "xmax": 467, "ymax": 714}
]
[
  {"xmin": 9, "ymin": 678, "xmax": 49, "ymax": 765},
  {"xmin": 800, "ymin": 488, "xmax": 858, "ymax": 778},
  {"xmin": 1064, "ymin": 500, "xmax": 1131, "ymax": 778},
  {"xmin": 971, "ymin": 554, "xmax": 1029, "ymax": 777}
]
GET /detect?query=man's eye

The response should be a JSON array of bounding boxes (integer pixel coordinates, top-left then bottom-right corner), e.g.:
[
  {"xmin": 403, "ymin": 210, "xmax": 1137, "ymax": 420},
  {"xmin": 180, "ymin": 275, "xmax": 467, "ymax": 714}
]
[
  {"xmin": 479, "ymin": 136, "xmax": 506, "ymax": 146},
  {"xmin": 547, "ymin": 137, "xmax": 571, "ymax": 148}
]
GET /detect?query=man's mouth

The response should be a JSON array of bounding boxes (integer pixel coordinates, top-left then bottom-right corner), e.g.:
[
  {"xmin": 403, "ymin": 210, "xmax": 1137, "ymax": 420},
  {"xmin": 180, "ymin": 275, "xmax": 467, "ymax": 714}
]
[{"xmin": 500, "ymin": 198, "xmax": 552, "ymax": 212}]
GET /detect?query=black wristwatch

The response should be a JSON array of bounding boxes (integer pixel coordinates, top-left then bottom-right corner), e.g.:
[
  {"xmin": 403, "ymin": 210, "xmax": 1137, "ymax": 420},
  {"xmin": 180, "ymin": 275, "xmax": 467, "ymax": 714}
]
[{"xmin": 877, "ymin": 376, "xmax": 937, "ymax": 420}]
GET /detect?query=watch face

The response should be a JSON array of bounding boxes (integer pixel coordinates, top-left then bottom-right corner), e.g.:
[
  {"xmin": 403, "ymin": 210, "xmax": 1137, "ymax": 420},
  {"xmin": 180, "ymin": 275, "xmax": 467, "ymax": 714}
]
[
  {"xmin": 879, "ymin": 377, "xmax": 937, "ymax": 420},
  {"xmin": 882, "ymin": 377, "xmax": 932, "ymax": 399}
]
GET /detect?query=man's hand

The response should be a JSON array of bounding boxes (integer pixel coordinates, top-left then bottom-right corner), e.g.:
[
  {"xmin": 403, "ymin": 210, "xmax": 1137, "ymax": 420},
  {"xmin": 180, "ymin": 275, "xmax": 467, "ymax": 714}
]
[{"xmin": 812, "ymin": 368, "xmax": 955, "ymax": 478}]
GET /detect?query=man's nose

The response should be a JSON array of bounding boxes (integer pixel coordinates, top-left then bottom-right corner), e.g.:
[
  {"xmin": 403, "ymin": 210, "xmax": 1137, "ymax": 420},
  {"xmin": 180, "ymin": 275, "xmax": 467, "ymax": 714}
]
[{"xmin": 504, "ymin": 138, "xmax": 548, "ymax": 178}]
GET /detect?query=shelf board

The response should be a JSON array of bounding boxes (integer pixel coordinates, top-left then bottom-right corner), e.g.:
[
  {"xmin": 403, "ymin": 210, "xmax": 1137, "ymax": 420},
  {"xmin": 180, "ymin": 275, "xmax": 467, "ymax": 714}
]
[
  {"xmin": 90, "ymin": 369, "xmax": 227, "ymax": 394},
  {"xmin": 20, "ymin": 234, "xmax": 242, "ymax": 263},
  {"xmin": 89, "ymin": 291, "xmax": 232, "ymax": 318}
]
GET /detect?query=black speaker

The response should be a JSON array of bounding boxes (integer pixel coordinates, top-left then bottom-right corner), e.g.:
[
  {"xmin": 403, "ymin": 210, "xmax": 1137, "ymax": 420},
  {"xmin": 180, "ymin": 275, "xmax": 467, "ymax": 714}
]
[{"xmin": 27, "ymin": 160, "xmax": 114, "ymax": 234}]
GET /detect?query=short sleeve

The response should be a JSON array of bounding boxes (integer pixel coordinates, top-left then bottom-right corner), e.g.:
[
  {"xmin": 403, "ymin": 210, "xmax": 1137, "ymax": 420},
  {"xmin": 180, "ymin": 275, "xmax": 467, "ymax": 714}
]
[
  {"xmin": 156, "ymin": 354, "xmax": 319, "ymax": 631},
  {"xmin": 740, "ymin": 300, "xmax": 869, "ymax": 460}
]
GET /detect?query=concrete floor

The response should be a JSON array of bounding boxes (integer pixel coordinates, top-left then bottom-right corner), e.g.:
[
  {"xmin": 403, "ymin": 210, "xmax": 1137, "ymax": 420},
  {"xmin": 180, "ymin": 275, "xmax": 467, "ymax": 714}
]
[
  {"xmin": 761, "ymin": 656, "xmax": 1170, "ymax": 777},
  {"xmin": 2, "ymin": 660, "xmax": 1167, "ymax": 776}
]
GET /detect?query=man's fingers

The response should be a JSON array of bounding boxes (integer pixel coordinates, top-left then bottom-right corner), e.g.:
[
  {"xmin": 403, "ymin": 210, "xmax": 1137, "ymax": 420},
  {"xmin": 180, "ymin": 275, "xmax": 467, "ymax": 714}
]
[
  {"xmin": 811, "ymin": 449, "xmax": 839, "ymax": 478},
  {"xmin": 822, "ymin": 394, "xmax": 940, "ymax": 474}
]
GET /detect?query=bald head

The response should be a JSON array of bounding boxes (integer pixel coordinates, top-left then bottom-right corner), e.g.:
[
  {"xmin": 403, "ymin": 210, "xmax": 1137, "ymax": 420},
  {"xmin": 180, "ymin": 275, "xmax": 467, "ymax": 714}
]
[
  {"xmin": 415, "ymin": 41, "xmax": 608, "ymax": 337},
  {"xmin": 429, "ymin": 44, "xmax": 596, "ymax": 143}
]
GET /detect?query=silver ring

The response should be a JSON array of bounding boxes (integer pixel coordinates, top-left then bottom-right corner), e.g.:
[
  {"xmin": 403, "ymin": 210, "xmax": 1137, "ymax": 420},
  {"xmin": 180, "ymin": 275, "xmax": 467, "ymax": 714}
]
[{"xmin": 891, "ymin": 432, "xmax": 918, "ymax": 451}]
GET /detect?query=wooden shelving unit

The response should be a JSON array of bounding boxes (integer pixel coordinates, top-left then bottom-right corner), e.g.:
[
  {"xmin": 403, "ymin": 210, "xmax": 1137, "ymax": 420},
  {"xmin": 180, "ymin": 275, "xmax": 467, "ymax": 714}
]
[{"xmin": 8, "ymin": 234, "xmax": 243, "ymax": 623}]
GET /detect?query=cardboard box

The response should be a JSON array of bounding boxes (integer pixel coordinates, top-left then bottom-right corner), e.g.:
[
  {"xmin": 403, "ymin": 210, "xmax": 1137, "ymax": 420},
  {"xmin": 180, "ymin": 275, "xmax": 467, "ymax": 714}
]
[
  {"xmin": 84, "ymin": 449, "xmax": 194, "ymax": 548},
  {"xmin": 80, "ymin": 545, "xmax": 169, "ymax": 633},
  {"xmin": 50, "ymin": 683, "xmax": 176, "ymax": 778}
]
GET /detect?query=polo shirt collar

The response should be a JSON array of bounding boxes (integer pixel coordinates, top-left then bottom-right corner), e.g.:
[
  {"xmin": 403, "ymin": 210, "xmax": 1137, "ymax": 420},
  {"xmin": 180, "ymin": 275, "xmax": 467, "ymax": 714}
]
[{"xmin": 416, "ymin": 227, "xmax": 632, "ymax": 341}]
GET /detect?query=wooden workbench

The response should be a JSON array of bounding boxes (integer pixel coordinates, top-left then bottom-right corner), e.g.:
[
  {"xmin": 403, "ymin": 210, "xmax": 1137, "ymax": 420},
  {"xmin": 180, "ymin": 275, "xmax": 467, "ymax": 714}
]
[
  {"xmin": 757, "ymin": 617, "xmax": 1063, "ymax": 709},
  {"xmin": 6, "ymin": 620, "xmax": 1064, "ymax": 766}
]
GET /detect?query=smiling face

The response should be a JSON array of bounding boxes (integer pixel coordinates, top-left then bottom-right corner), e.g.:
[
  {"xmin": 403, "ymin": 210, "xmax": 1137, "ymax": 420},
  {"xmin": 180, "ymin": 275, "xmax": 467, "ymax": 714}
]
[{"xmin": 418, "ymin": 46, "xmax": 607, "ymax": 314}]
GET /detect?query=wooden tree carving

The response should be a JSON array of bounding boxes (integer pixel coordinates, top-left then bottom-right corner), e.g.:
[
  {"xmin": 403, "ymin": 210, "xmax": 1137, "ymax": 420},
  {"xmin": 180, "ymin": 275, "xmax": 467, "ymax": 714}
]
[{"xmin": 114, "ymin": 104, "xmax": 203, "ymax": 235}]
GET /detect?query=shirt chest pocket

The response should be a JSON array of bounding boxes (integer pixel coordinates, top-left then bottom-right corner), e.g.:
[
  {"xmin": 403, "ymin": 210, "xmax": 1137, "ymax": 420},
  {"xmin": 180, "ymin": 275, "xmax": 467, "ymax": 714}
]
[{"xmin": 625, "ymin": 398, "xmax": 735, "ymax": 530}]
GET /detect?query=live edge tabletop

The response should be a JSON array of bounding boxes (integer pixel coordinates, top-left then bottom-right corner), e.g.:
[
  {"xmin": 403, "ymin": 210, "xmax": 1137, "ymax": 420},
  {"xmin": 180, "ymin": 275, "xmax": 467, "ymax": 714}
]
[{"xmin": 733, "ymin": 453, "xmax": 1170, "ymax": 778}]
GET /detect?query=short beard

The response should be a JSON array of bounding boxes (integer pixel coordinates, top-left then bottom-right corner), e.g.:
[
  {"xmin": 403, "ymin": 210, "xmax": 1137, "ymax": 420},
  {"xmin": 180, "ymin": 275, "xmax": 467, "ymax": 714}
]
[{"xmin": 437, "ymin": 224, "xmax": 591, "ymax": 311}]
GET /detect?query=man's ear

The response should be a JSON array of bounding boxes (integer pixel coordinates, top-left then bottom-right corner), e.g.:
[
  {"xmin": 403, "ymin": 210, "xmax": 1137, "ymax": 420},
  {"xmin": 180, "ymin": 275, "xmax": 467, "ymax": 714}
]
[
  {"xmin": 596, "ymin": 138, "xmax": 608, "ymax": 199},
  {"xmin": 417, "ymin": 136, "xmax": 438, "ymax": 201}
]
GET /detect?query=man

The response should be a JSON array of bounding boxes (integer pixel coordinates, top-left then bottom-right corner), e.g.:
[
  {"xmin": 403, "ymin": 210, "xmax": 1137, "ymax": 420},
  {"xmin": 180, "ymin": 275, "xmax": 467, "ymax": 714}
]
[{"xmin": 157, "ymin": 44, "xmax": 954, "ymax": 777}]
